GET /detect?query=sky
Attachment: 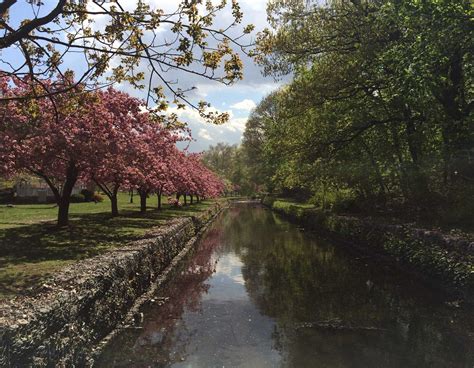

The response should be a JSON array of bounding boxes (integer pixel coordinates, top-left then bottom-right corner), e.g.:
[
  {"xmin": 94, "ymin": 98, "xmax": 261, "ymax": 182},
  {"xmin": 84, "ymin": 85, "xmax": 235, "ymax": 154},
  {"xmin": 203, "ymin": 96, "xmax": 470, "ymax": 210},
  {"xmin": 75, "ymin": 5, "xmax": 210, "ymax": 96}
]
[
  {"xmin": 3, "ymin": 0, "xmax": 284, "ymax": 152},
  {"xmin": 143, "ymin": 0, "xmax": 284, "ymax": 152}
]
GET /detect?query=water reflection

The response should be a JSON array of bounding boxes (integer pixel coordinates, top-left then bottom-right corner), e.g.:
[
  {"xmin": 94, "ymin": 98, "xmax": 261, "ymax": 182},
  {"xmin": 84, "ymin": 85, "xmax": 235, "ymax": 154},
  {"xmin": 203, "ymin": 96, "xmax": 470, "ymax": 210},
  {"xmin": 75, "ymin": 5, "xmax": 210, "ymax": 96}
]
[{"xmin": 97, "ymin": 204, "xmax": 474, "ymax": 368}]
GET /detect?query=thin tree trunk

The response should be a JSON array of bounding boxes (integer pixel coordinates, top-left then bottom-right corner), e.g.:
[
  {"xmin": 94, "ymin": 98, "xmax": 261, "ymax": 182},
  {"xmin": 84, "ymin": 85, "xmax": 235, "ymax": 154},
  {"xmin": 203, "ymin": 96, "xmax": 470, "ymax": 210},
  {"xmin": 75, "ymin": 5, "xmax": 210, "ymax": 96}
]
[
  {"xmin": 130, "ymin": 189, "xmax": 134, "ymax": 203},
  {"xmin": 111, "ymin": 193, "xmax": 119, "ymax": 217},
  {"xmin": 29, "ymin": 167, "xmax": 76, "ymax": 227},
  {"xmin": 389, "ymin": 126, "xmax": 410, "ymax": 199},
  {"xmin": 190, "ymin": 194, "xmax": 193, "ymax": 204},
  {"xmin": 361, "ymin": 139, "xmax": 387, "ymax": 198},
  {"xmin": 56, "ymin": 163, "xmax": 78, "ymax": 227},
  {"xmin": 184, "ymin": 194, "xmax": 187, "ymax": 205},
  {"xmin": 94, "ymin": 180, "xmax": 120, "ymax": 217},
  {"xmin": 157, "ymin": 190, "xmax": 162, "ymax": 210},
  {"xmin": 139, "ymin": 190, "xmax": 147, "ymax": 212}
]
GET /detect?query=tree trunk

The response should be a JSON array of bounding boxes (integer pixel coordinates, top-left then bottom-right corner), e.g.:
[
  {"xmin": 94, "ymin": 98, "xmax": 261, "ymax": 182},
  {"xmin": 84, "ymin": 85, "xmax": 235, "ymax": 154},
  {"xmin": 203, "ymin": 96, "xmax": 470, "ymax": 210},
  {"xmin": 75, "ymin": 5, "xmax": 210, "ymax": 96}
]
[
  {"xmin": 190, "ymin": 194, "xmax": 193, "ymax": 204},
  {"xmin": 157, "ymin": 191, "xmax": 162, "ymax": 210},
  {"xmin": 405, "ymin": 118, "xmax": 430, "ymax": 201},
  {"xmin": 130, "ymin": 189, "xmax": 134, "ymax": 203},
  {"xmin": 111, "ymin": 194, "xmax": 119, "ymax": 217},
  {"xmin": 389, "ymin": 126, "xmax": 410, "ymax": 199},
  {"xmin": 139, "ymin": 190, "xmax": 147, "ymax": 212},
  {"xmin": 435, "ymin": 48, "xmax": 471, "ymax": 185},
  {"xmin": 57, "ymin": 198, "xmax": 71, "ymax": 227},
  {"xmin": 56, "ymin": 163, "xmax": 78, "ymax": 227},
  {"xmin": 184, "ymin": 194, "xmax": 187, "ymax": 205},
  {"xmin": 196, "ymin": 195, "xmax": 200, "ymax": 203},
  {"xmin": 93, "ymin": 180, "xmax": 120, "ymax": 217}
]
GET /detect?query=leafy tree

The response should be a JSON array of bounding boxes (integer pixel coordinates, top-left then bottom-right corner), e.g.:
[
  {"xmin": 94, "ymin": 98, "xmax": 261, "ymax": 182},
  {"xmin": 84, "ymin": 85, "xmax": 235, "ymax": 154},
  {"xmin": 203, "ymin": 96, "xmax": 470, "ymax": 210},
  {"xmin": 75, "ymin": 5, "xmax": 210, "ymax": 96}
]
[
  {"xmin": 247, "ymin": 0, "xmax": 472, "ymax": 222},
  {"xmin": 202, "ymin": 142, "xmax": 257, "ymax": 195},
  {"xmin": 242, "ymin": 90, "xmax": 281, "ymax": 191}
]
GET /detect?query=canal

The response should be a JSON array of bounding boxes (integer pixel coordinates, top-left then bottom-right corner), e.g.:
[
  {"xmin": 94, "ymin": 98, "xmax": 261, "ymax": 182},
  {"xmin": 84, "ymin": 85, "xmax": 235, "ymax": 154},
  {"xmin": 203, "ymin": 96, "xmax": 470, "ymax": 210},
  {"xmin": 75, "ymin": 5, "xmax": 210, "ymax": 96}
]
[{"xmin": 97, "ymin": 202, "xmax": 474, "ymax": 367}]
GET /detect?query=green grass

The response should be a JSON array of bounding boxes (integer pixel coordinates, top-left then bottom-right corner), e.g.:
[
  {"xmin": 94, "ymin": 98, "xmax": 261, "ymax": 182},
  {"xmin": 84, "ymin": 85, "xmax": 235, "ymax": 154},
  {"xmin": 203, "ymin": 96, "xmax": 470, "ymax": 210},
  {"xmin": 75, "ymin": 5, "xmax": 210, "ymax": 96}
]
[
  {"xmin": 0, "ymin": 192, "xmax": 220, "ymax": 299},
  {"xmin": 273, "ymin": 198, "xmax": 315, "ymax": 209}
]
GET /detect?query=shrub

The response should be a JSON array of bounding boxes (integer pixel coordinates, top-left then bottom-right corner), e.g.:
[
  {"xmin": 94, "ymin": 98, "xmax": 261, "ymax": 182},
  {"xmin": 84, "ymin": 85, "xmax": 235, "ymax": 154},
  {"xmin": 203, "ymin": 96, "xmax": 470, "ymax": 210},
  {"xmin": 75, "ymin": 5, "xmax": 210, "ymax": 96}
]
[
  {"xmin": 80, "ymin": 189, "xmax": 94, "ymax": 202},
  {"xmin": 309, "ymin": 188, "xmax": 359, "ymax": 213},
  {"xmin": 167, "ymin": 197, "xmax": 182, "ymax": 207},
  {"xmin": 70, "ymin": 193, "xmax": 86, "ymax": 203},
  {"xmin": 261, "ymin": 195, "xmax": 276, "ymax": 207},
  {"xmin": 0, "ymin": 188, "xmax": 14, "ymax": 204},
  {"xmin": 92, "ymin": 192, "xmax": 104, "ymax": 202}
]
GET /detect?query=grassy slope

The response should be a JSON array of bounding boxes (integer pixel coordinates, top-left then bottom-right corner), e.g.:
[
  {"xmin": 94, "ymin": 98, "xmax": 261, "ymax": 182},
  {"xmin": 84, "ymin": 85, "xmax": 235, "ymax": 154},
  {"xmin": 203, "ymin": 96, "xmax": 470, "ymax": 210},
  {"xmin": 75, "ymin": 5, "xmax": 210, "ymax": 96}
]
[{"xmin": 0, "ymin": 192, "xmax": 219, "ymax": 299}]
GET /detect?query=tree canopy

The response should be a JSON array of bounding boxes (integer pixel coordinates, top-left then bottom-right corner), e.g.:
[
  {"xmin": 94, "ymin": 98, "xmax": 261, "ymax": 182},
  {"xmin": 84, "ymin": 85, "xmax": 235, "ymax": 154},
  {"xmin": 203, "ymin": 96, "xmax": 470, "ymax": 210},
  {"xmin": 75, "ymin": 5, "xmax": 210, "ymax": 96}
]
[{"xmin": 241, "ymin": 0, "xmax": 473, "ymax": 225}]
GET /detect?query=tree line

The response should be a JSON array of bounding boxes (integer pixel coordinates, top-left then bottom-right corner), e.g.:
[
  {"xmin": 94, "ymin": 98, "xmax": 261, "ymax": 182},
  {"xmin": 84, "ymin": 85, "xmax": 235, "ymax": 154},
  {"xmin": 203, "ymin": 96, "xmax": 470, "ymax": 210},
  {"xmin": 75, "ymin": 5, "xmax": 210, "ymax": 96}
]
[{"xmin": 0, "ymin": 75, "xmax": 224, "ymax": 227}]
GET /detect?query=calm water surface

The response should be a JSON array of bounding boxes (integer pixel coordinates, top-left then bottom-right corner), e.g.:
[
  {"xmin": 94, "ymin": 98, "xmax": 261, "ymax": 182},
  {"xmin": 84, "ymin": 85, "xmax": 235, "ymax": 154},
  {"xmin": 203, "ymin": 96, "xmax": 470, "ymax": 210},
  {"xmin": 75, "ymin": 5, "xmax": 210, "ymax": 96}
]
[{"xmin": 97, "ymin": 203, "xmax": 474, "ymax": 368}]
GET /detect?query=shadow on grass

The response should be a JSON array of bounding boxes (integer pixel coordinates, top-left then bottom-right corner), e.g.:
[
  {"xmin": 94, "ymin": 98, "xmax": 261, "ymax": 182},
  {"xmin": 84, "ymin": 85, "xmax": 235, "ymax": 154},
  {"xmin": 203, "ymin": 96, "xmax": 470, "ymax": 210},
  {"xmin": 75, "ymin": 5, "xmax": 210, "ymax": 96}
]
[{"xmin": 0, "ymin": 201, "xmax": 213, "ymax": 298}]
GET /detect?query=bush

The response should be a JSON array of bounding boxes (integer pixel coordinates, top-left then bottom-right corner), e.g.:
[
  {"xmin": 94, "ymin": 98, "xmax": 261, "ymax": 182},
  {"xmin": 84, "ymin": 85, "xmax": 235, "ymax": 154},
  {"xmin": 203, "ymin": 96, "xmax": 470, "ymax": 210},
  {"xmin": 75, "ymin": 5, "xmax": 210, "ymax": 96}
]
[
  {"xmin": 272, "ymin": 200, "xmax": 313, "ymax": 220},
  {"xmin": 332, "ymin": 196, "xmax": 360, "ymax": 213},
  {"xmin": 167, "ymin": 197, "xmax": 182, "ymax": 207},
  {"xmin": 0, "ymin": 188, "xmax": 14, "ymax": 204},
  {"xmin": 309, "ymin": 188, "xmax": 359, "ymax": 213},
  {"xmin": 436, "ymin": 186, "xmax": 474, "ymax": 229},
  {"xmin": 70, "ymin": 193, "xmax": 86, "ymax": 203},
  {"xmin": 92, "ymin": 192, "xmax": 104, "ymax": 202},
  {"xmin": 261, "ymin": 195, "xmax": 276, "ymax": 207},
  {"xmin": 80, "ymin": 189, "xmax": 94, "ymax": 202}
]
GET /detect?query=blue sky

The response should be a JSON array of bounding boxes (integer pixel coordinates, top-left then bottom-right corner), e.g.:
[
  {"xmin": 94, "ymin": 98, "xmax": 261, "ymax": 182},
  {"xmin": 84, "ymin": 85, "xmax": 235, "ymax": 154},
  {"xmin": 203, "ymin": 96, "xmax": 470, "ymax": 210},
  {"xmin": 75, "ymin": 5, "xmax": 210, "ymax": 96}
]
[{"xmin": 2, "ymin": 0, "xmax": 283, "ymax": 152}]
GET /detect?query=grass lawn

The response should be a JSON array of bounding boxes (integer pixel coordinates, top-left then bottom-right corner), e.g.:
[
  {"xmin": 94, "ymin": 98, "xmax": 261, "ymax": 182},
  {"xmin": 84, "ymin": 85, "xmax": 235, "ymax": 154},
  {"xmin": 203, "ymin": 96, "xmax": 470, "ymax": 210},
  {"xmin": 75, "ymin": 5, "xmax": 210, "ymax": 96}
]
[{"xmin": 0, "ymin": 192, "xmax": 220, "ymax": 300}]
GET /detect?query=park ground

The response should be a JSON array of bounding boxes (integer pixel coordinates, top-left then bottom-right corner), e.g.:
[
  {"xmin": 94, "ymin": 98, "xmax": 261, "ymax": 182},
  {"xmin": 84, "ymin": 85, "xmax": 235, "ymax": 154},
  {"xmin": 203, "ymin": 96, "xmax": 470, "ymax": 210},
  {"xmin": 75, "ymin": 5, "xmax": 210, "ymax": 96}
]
[{"xmin": 0, "ymin": 193, "xmax": 222, "ymax": 300}]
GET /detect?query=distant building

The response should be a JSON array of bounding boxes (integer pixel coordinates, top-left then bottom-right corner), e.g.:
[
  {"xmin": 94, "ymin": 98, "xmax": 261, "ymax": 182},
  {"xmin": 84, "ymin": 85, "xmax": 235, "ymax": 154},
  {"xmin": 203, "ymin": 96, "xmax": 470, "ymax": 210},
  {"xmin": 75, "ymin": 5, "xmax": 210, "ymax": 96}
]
[{"xmin": 14, "ymin": 181, "xmax": 86, "ymax": 203}]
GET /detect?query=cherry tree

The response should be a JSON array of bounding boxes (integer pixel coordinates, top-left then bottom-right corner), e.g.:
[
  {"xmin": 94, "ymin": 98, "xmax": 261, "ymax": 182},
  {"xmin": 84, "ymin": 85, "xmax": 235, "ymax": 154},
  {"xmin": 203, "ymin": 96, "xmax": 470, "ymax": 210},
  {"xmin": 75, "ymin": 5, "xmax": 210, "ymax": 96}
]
[
  {"xmin": 127, "ymin": 119, "xmax": 180, "ymax": 213},
  {"xmin": 0, "ymin": 76, "xmax": 118, "ymax": 226},
  {"xmin": 0, "ymin": 76, "xmax": 224, "ymax": 225},
  {"xmin": 86, "ymin": 88, "xmax": 153, "ymax": 216},
  {"xmin": 177, "ymin": 152, "xmax": 224, "ymax": 203}
]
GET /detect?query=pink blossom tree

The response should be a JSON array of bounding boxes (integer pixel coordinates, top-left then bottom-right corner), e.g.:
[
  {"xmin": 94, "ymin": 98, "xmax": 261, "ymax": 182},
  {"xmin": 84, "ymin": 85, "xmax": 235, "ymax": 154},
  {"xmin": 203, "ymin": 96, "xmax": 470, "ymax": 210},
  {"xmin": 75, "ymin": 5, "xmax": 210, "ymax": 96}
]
[
  {"xmin": 0, "ymin": 77, "xmax": 112, "ymax": 226},
  {"xmin": 128, "ymin": 120, "xmax": 180, "ymax": 213},
  {"xmin": 0, "ymin": 76, "xmax": 223, "ymax": 226},
  {"xmin": 85, "ymin": 88, "xmax": 151, "ymax": 217}
]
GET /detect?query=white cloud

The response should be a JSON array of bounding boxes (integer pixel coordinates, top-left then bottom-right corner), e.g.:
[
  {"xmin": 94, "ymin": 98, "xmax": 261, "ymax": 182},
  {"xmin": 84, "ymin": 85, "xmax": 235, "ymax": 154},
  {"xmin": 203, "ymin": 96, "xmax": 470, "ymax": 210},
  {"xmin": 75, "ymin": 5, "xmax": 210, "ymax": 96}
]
[
  {"xmin": 198, "ymin": 129, "xmax": 213, "ymax": 141},
  {"xmin": 226, "ymin": 117, "xmax": 248, "ymax": 132},
  {"xmin": 230, "ymin": 99, "xmax": 257, "ymax": 111},
  {"xmin": 84, "ymin": 0, "xmax": 282, "ymax": 150}
]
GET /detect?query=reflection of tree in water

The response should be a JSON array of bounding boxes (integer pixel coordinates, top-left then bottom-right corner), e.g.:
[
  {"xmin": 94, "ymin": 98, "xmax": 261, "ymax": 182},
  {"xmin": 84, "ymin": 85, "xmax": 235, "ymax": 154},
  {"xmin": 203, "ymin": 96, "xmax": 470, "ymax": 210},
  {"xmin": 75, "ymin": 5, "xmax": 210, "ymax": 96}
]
[
  {"xmin": 97, "ymin": 224, "xmax": 225, "ymax": 368},
  {"xmin": 229, "ymin": 206, "xmax": 474, "ymax": 368}
]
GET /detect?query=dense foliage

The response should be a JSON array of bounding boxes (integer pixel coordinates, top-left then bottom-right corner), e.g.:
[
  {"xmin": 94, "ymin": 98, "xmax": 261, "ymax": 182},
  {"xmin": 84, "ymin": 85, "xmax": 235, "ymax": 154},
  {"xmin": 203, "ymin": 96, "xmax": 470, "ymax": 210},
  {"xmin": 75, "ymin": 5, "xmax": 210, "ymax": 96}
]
[
  {"xmin": 202, "ymin": 142, "xmax": 253, "ymax": 195},
  {"xmin": 242, "ymin": 0, "xmax": 473, "ymax": 226}
]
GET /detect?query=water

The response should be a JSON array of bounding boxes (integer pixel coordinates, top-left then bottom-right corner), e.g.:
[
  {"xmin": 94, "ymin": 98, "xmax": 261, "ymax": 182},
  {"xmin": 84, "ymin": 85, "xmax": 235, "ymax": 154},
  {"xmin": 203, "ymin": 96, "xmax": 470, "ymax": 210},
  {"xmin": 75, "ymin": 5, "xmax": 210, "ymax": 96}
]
[{"xmin": 97, "ymin": 203, "xmax": 474, "ymax": 367}]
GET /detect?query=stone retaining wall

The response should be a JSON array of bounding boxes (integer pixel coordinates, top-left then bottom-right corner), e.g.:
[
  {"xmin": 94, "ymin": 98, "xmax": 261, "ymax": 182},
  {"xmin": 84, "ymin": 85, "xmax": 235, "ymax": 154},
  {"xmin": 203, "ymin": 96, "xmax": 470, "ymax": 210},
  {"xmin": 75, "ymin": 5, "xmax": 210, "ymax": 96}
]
[
  {"xmin": 0, "ymin": 202, "xmax": 223, "ymax": 367},
  {"xmin": 263, "ymin": 197, "xmax": 474, "ymax": 301}
]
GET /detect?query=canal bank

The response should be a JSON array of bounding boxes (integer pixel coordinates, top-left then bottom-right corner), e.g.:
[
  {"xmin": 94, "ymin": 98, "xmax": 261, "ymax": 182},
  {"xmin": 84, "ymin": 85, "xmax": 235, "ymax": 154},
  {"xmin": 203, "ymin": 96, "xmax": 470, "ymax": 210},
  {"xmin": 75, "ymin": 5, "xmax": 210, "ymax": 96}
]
[
  {"xmin": 0, "ymin": 201, "xmax": 225, "ymax": 367},
  {"xmin": 262, "ymin": 196, "xmax": 474, "ymax": 302}
]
